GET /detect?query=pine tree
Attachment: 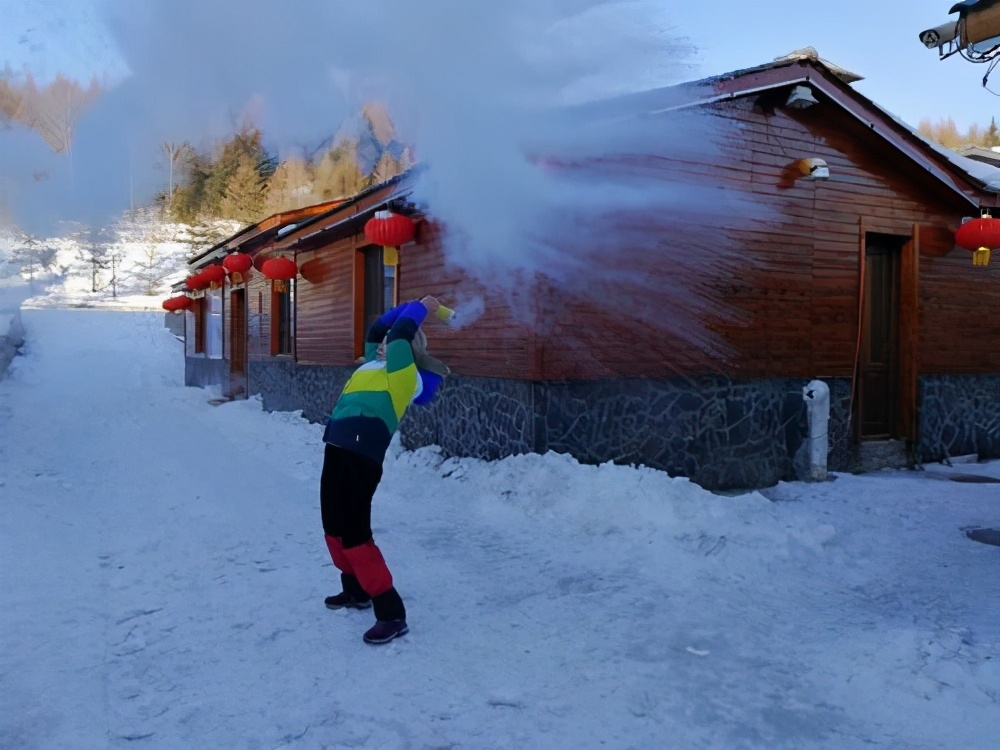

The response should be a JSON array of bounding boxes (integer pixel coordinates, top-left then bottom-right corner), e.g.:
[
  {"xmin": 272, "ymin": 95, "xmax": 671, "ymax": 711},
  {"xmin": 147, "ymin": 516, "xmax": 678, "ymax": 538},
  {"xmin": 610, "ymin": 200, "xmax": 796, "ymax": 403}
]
[
  {"xmin": 312, "ymin": 140, "xmax": 365, "ymax": 201},
  {"xmin": 202, "ymin": 126, "xmax": 276, "ymax": 217},
  {"xmin": 918, "ymin": 116, "xmax": 1000, "ymax": 150},
  {"xmin": 220, "ymin": 155, "xmax": 268, "ymax": 225},
  {"xmin": 170, "ymin": 148, "xmax": 212, "ymax": 224},
  {"xmin": 263, "ymin": 157, "xmax": 314, "ymax": 214},
  {"xmin": 986, "ymin": 117, "xmax": 1000, "ymax": 148}
]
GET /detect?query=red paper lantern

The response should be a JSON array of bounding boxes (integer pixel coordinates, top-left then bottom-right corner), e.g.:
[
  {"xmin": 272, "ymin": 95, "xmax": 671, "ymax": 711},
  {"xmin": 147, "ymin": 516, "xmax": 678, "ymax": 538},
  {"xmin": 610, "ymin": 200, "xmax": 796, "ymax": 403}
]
[
  {"xmin": 202, "ymin": 264, "xmax": 226, "ymax": 288},
  {"xmin": 261, "ymin": 256, "xmax": 298, "ymax": 292},
  {"xmin": 185, "ymin": 271, "xmax": 206, "ymax": 291},
  {"xmin": 364, "ymin": 210, "xmax": 416, "ymax": 247},
  {"xmin": 261, "ymin": 256, "xmax": 297, "ymax": 280},
  {"xmin": 222, "ymin": 252, "xmax": 253, "ymax": 283},
  {"xmin": 162, "ymin": 296, "xmax": 193, "ymax": 312},
  {"xmin": 955, "ymin": 217, "xmax": 1000, "ymax": 250},
  {"xmin": 956, "ymin": 216, "xmax": 999, "ymax": 267}
]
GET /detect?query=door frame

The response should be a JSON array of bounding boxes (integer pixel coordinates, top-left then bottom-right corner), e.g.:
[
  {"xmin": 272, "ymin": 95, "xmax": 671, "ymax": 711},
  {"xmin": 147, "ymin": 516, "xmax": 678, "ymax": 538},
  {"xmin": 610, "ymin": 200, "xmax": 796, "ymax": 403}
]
[
  {"xmin": 227, "ymin": 285, "xmax": 249, "ymax": 398},
  {"xmin": 853, "ymin": 224, "xmax": 919, "ymax": 445}
]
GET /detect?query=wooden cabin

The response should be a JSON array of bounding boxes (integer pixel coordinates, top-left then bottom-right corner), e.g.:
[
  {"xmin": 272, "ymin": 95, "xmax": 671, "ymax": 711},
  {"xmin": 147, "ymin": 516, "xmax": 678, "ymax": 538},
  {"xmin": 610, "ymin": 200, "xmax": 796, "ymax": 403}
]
[{"xmin": 178, "ymin": 54, "xmax": 1000, "ymax": 490}]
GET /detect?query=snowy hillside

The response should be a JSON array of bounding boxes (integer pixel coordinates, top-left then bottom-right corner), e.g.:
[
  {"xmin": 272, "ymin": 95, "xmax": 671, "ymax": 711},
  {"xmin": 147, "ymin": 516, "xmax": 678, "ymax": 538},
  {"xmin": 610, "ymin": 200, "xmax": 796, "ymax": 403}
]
[
  {"xmin": 0, "ymin": 210, "xmax": 234, "ymax": 311},
  {"xmin": 0, "ymin": 0, "xmax": 129, "ymax": 86}
]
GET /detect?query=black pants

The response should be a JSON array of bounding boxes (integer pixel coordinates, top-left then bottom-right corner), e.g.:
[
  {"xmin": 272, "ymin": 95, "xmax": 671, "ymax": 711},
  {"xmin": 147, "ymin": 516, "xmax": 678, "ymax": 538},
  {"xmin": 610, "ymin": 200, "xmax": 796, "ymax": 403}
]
[
  {"xmin": 320, "ymin": 445, "xmax": 405, "ymax": 621},
  {"xmin": 320, "ymin": 444, "xmax": 383, "ymax": 547}
]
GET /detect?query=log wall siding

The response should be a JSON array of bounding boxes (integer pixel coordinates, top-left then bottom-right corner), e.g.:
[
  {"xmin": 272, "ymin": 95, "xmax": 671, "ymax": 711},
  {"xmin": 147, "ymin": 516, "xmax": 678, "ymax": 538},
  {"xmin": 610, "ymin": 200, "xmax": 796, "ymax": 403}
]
[
  {"xmin": 247, "ymin": 273, "xmax": 272, "ymax": 361},
  {"xmin": 532, "ymin": 99, "xmax": 996, "ymax": 381},
  {"xmin": 243, "ymin": 96, "xmax": 996, "ymax": 386},
  {"xmin": 295, "ymin": 237, "xmax": 356, "ymax": 366},
  {"xmin": 396, "ymin": 220, "xmax": 538, "ymax": 379},
  {"xmin": 918, "ymin": 226, "xmax": 1000, "ymax": 373}
]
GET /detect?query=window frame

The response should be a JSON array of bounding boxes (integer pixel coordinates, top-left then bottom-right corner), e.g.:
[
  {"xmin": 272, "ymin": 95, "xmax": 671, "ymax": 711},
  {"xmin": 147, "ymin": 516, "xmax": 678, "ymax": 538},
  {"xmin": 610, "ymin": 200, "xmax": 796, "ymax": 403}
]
[{"xmin": 270, "ymin": 280, "xmax": 295, "ymax": 357}]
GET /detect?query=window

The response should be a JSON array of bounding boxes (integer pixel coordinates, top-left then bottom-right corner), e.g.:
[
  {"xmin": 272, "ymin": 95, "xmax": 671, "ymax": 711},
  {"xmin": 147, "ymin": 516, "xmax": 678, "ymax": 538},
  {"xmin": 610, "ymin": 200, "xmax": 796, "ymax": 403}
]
[
  {"xmin": 271, "ymin": 281, "xmax": 294, "ymax": 356},
  {"xmin": 205, "ymin": 290, "xmax": 223, "ymax": 359},
  {"xmin": 230, "ymin": 288, "xmax": 247, "ymax": 374},
  {"xmin": 193, "ymin": 296, "xmax": 205, "ymax": 354},
  {"xmin": 363, "ymin": 246, "xmax": 397, "ymax": 334},
  {"xmin": 384, "ymin": 264, "xmax": 397, "ymax": 313}
]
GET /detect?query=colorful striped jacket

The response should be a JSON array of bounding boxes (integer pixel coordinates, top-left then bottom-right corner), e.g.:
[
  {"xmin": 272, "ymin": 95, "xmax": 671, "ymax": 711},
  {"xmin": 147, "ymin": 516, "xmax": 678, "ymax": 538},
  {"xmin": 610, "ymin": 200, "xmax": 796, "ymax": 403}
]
[{"xmin": 322, "ymin": 300, "xmax": 428, "ymax": 465}]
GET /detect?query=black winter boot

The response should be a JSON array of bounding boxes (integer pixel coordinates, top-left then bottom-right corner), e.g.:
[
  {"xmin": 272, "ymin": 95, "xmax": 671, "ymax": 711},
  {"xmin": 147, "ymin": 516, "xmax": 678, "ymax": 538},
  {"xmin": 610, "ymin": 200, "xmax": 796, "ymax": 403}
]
[
  {"xmin": 364, "ymin": 587, "xmax": 408, "ymax": 645},
  {"xmin": 324, "ymin": 574, "xmax": 372, "ymax": 610}
]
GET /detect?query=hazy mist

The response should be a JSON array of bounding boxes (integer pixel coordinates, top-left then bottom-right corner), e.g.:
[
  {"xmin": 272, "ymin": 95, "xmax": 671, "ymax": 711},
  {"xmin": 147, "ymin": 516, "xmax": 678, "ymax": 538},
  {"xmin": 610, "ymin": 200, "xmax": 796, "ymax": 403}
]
[{"xmin": 2, "ymin": 0, "xmax": 763, "ymax": 356}]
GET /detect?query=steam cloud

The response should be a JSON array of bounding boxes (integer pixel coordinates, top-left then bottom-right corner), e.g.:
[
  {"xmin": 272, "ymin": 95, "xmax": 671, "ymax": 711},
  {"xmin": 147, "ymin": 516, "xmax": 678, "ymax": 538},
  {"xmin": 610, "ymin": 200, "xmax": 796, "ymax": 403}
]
[{"xmin": 3, "ymin": 0, "xmax": 762, "ymax": 359}]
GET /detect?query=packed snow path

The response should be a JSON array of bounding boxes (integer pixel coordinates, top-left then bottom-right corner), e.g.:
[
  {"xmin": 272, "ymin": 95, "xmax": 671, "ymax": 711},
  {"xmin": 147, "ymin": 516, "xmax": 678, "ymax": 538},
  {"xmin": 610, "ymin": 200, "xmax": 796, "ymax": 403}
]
[{"xmin": 1, "ymin": 309, "xmax": 997, "ymax": 749}]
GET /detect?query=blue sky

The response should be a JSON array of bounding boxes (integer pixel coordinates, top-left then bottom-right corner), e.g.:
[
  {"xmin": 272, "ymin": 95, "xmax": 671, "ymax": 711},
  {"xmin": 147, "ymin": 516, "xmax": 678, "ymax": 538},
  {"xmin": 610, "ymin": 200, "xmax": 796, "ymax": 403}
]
[
  {"xmin": 664, "ymin": 0, "xmax": 996, "ymax": 131},
  {"xmin": 0, "ymin": 0, "xmax": 996, "ymax": 234},
  {"xmin": 2, "ymin": 0, "xmax": 993, "ymax": 131}
]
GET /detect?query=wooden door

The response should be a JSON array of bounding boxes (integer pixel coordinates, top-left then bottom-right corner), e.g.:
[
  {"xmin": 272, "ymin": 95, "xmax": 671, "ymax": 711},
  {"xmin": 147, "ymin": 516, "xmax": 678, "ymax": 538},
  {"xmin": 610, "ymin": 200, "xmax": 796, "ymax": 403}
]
[
  {"xmin": 228, "ymin": 287, "xmax": 248, "ymax": 398},
  {"xmin": 860, "ymin": 234, "xmax": 902, "ymax": 439}
]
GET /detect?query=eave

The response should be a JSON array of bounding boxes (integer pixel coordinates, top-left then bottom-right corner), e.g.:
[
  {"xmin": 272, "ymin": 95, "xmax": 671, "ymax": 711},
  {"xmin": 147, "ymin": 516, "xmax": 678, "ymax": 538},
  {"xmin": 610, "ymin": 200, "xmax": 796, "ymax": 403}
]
[
  {"xmin": 186, "ymin": 199, "xmax": 345, "ymax": 269},
  {"xmin": 639, "ymin": 58, "xmax": 997, "ymax": 209}
]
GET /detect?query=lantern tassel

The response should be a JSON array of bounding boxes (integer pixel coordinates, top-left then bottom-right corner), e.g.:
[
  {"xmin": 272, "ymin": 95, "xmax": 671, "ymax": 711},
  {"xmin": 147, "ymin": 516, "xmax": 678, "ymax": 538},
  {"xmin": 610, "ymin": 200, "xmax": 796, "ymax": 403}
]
[
  {"xmin": 383, "ymin": 246, "xmax": 399, "ymax": 266},
  {"xmin": 973, "ymin": 247, "xmax": 991, "ymax": 267}
]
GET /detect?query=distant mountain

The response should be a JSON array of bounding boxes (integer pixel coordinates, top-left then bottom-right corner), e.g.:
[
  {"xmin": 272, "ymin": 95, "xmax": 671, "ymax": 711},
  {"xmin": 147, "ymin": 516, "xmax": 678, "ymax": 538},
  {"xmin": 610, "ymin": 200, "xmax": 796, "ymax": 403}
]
[
  {"xmin": 0, "ymin": 0, "xmax": 129, "ymax": 86},
  {"xmin": 344, "ymin": 103, "xmax": 409, "ymax": 175}
]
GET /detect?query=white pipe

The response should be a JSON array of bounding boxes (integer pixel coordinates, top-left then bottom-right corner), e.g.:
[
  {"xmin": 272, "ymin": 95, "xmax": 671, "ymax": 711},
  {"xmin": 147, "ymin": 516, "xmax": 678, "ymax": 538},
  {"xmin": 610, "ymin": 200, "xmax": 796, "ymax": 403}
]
[{"xmin": 803, "ymin": 380, "xmax": 830, "ymax": 481}]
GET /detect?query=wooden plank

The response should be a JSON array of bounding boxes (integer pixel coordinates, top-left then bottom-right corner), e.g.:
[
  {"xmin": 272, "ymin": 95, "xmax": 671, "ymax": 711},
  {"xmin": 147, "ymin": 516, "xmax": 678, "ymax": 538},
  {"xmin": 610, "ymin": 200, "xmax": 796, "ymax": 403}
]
[{"xmin": 899, "ymin": 227, "xmax": 920, "ymax": 443}]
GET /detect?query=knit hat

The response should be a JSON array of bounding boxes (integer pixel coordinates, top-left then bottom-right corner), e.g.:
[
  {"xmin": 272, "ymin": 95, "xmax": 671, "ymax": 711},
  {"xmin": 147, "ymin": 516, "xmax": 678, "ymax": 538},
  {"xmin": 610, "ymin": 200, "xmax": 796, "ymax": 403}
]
[{"xmin": 411, "ymin": 328, "xmax": 450, "ymax": 377}]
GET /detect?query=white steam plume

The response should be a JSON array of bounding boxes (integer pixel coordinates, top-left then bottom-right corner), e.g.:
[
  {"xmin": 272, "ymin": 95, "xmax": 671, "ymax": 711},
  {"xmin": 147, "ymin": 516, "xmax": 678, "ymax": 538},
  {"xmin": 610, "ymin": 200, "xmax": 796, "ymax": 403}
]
[{"xmin": 4, "ymin": 0, "xmax": 764, "ymax": 359}]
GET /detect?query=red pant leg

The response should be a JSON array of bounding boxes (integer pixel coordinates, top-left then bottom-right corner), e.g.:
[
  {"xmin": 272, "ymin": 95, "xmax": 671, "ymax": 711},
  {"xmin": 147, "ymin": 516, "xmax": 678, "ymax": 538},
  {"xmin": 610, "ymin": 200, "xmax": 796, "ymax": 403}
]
[
  {"xmin": 325, "ymin": 535, "xmax": 354, "ymax": 574},
  {"xmin": 342, "ymin": 541, "xmax": 393, "ymax": 597}
]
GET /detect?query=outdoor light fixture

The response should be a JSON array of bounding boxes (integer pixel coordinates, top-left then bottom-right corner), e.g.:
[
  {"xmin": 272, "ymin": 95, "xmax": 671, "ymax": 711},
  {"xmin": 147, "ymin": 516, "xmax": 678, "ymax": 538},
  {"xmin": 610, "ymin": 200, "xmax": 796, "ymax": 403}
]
[
  {"xmin": 785, "ymin": 85, "xmax": 819, "ymax": 109},
  {"xmin": 794, "ymin": 157, "xmax": 830, "ymax": 180}
]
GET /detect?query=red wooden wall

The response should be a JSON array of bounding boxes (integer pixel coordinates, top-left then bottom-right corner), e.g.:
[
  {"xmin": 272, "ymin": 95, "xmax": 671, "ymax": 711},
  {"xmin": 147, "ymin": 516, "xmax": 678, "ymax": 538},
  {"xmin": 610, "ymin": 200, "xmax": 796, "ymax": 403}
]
[
  {"xmin": 295, "ymin": 237, "xmax": 356, "ymax": 366},
  {"xmin": 244, "ymin": 95, "xmax": 998, "ymax": 385}
]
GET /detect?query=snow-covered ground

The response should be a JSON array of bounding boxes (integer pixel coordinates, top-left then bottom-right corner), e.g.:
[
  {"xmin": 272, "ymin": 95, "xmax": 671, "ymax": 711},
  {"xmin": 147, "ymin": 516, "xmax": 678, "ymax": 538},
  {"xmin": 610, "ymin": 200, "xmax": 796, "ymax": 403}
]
[{"xmin": 0, "ymin": 307, "xmax": 997, "ymax": 750}]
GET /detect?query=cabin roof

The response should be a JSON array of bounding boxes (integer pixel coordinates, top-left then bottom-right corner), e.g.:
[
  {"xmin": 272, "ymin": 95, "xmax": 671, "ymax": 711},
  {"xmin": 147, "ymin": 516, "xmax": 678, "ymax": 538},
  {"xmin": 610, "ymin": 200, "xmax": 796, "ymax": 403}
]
[
  {"xmin": 714, "ymin": 54, "xmax": 1000, "ymax": 201},
  {"xmin": 186, "ymin": 199, "xmax": 346, "ymax": 269},
  {"xmin": 267, "ymin": 169, "xmax": 418, "ymax": 254},
  {"xmin": 185, "ymin": 52, "xmax": 998, "ymax": 276},
  {"xmin": 578, "ymin": 49, "xmax": 998, "ymax": 206},
  {"xmin": 957, "ymin": 144, "xmax": 1000, "ymax": 166}
]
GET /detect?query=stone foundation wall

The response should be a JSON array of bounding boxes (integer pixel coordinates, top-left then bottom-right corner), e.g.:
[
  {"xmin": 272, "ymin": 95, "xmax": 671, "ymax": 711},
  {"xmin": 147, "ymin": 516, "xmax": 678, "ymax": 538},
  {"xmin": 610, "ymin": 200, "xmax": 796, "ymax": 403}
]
[
  {"xmin": 249, "ymin": 360, "xmax": 353, "ymax": 422},
  {"xmin": 402, "ymin": 375, "xmax": 868, "ymax": 490},
  {"xmin": 199, "ymin": 359, "xmax": 1000, "ymax": 490},
  {"xmin": 535, "ymin": 377, "xmax": 810, "ymax": 490},
  {"xmin": 184, "ymin": 357, "xmax": 228, "ymax": 391},
  {"xmin": 918, "ymin": 374, "xmax": 1000, "ymax": 462}
]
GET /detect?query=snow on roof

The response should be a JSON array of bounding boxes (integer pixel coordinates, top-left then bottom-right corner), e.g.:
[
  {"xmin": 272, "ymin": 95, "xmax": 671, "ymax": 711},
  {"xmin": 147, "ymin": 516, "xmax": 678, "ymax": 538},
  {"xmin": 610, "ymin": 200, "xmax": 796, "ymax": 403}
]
[
  {"xmin": 874, "ymin": 106, "xmax": 1000, "ymax": 192},
  {"xmin": 957, "ymin": 144, "xmax": 1000, "ymax": 165},
  {"xmin": 771, "ymin": 47, "xmax": 864, "ymax": 84}
]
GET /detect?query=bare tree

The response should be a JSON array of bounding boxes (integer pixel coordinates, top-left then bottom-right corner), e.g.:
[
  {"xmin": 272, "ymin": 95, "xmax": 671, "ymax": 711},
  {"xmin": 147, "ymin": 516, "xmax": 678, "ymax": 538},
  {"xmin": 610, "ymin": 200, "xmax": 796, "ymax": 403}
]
[
  {"xmin": 0, "ymin": 72, "xmax": 103, "ymax": 156},
  {"xmin": 11, "ymin": 233, "xmax": 57, "ymax": 287},
  {"xmin": 161, "ymin": 141, "xmax": 193, "ymax": 210},
  {"xmin": 71, "ymin": 226, "xmax": 111, "ymax": 293}
]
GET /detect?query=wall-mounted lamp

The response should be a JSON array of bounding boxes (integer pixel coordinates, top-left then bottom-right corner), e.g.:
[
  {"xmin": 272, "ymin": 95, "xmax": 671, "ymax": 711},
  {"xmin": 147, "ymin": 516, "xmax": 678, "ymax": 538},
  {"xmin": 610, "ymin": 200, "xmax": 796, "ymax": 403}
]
[
  {"xmin": 794, "ymin": 157, "xmax": 830, "ymax": 181},
  {"xmin": 785, "ymin": 85, "xmax": 819, "ymax": 109}
]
